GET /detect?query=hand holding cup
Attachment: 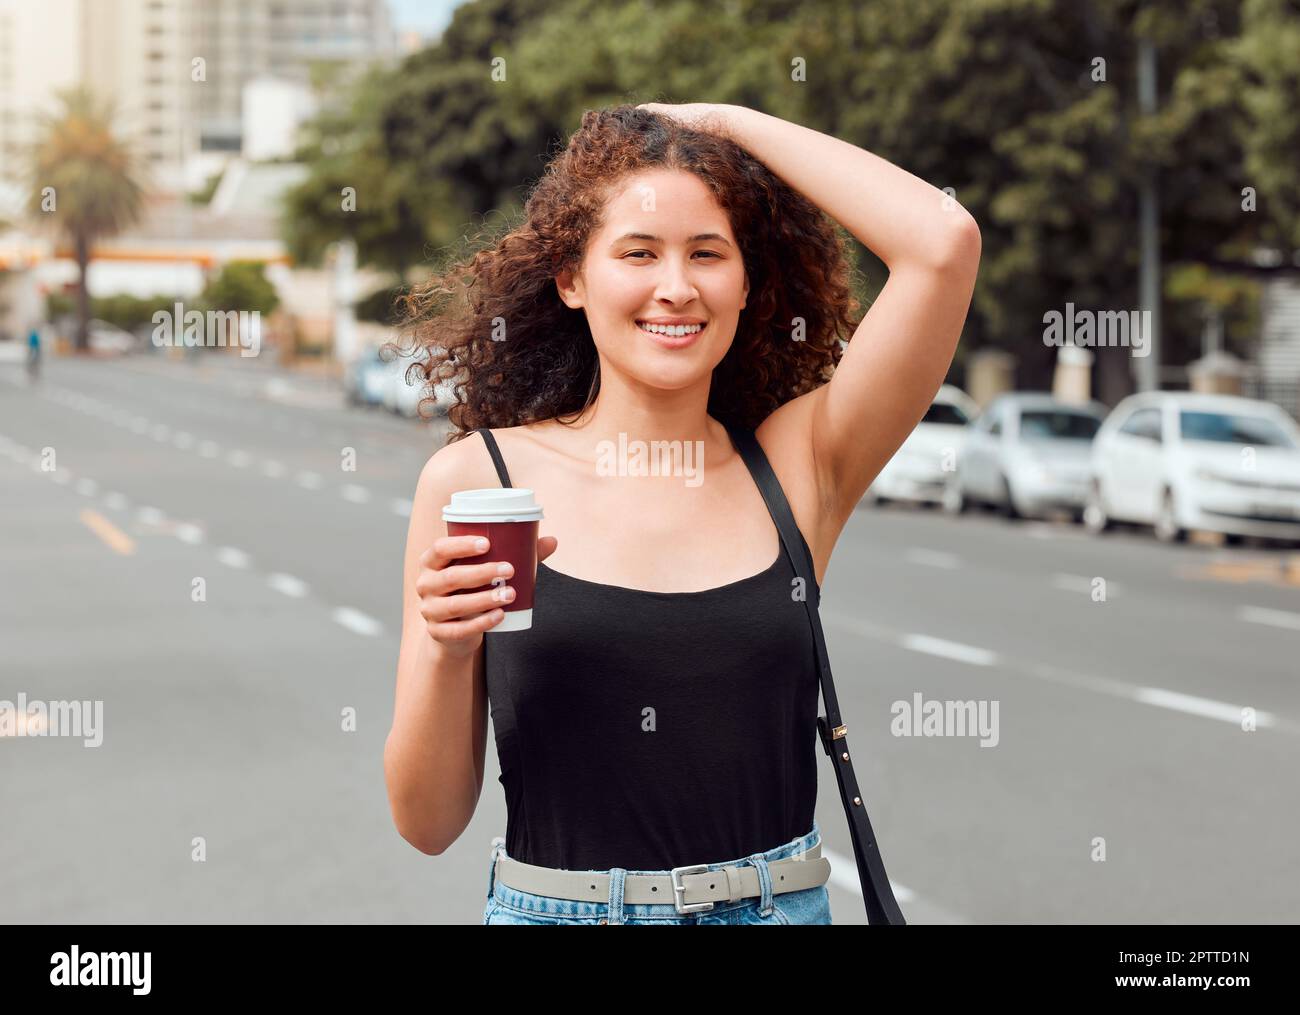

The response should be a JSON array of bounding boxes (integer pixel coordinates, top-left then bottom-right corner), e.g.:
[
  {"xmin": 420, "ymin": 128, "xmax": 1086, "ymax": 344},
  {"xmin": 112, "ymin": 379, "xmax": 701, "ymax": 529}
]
[{"xmin": 416, "ymin": 533, "xmax": 557, "ymax": 657}]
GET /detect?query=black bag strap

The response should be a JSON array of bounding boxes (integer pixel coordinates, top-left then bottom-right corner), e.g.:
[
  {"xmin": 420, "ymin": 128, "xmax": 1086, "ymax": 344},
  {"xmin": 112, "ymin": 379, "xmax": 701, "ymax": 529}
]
[{"xmin": 726, "ymin": 422, "xmax": 907, "ymax": 926}]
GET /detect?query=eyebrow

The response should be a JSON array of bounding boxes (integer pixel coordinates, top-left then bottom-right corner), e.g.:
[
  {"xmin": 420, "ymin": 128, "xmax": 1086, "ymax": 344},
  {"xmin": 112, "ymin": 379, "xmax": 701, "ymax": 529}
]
[{"xmin": 610, "ymin": 232, "xmax": 733, "ymax": 248}]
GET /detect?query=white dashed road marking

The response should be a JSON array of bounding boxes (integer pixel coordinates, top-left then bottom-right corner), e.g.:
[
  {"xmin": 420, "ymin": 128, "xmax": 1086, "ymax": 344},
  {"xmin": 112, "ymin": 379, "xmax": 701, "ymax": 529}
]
[
  {"xmin": 1051, "ymin": 573, "xmax": 1121, "ymax": 596},
  {"xmin": 1134, "ymin": 687, "xmax": 1273, "ymax": 727},
  {"xmin": 216, "ymin": 546, "xmax": 251, "ymax": 569},
  {"xmin": 331, "ymin": 607, "xmax": 383, "ymax": 637},
  {"xmin": 1237, "ymin": 605, "xmax": 1300, "ymax": 632},
  {"xmin": 899, "ymin": 634, "xmax": 998, "ymax": 667},
  {"xmin": 268, "ymin": 573, "xmax": 310, "ymax": 598},
  {"xmin": 904, "ymin": 548, "xmax": 960, "ymax": 569}
]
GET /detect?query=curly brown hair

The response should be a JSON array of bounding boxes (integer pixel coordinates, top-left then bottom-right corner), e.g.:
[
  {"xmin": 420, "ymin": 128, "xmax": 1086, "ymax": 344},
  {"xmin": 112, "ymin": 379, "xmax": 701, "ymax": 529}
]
[{"xmin": 389, "ymin": 104, "xmax": 859, "ymax": 445}]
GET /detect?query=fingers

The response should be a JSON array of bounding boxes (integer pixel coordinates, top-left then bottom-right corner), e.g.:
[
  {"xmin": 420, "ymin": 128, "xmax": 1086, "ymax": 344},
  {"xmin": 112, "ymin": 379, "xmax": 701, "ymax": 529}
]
[
  {"xmin": 420, "ymin": 534, "xmax": 490, "ymax": 571},
  {"xmin": 420, "ymin": 582, "xmax": 516, "ymax": 626},
  {"xmin": 425, "ymin": 603, "xmax": 506, "ymax": 643},
  {"xmin": 416, "ymin": 556, "xmax": 513, "ymax": 598}
]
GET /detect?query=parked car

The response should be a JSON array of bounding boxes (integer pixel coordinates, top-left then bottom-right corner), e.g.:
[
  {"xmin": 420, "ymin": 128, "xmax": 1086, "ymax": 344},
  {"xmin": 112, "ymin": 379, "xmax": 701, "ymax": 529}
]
[
  {"xmin": 344, "ymin": 346, "xmax": 391, "ymax": 407},
  {"xmin": 943, "ymin": 392, "xmax": 1106, "ymax": 520},
  {"xmin": 382, "ymin": 349, "xmax": 457, "ymax": 418},
  {"xmin": 86, "ymin": 319, "xmax": 138, "ymax": 355},
  {"xmin": 1083, "ymin": 391, "xmax": 1300, "ymax": 546},
  {"xmin": 864, "ymin": 384, "xmax": 980, "ymax": 506}
]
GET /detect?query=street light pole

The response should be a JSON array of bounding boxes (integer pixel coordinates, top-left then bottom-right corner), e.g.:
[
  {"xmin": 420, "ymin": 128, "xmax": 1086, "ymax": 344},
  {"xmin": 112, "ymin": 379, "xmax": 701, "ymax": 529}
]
[{"xmin": 1136, "ymin": 36, "xmax": 1161, "ymax": 392}]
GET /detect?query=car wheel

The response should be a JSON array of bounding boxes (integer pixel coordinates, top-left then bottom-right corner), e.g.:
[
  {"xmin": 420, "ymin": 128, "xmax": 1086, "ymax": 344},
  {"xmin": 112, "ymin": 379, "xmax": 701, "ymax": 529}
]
[
  {"xmin": 1083, "ymin": 481, "xmax": 1112, "ymax": 535},
  {"xmin": 1000, "ymin": 476, "xmax": 1021, "ymax": 520},
  {"xmin": 942, "ymin": 479, "xmax": 966, "ymax": 516},
  {"xmin": 1153, "ymin": 487, "xmax": 1187, "ymax": 544}
]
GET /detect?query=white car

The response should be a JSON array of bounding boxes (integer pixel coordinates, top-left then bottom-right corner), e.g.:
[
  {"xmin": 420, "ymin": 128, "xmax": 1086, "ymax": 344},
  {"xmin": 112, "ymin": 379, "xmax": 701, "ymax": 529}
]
[
  {"xmin": 383, "ymin": 349, "xmax": 457, "ymax": 418},
  {"xmin": 944, "ymin": 392, "xmax": 1106, "ymax": 519},
  {"xmin": 87, "ymin": 319, "xmax": 137, "ymax": 355},
  {"xmin": 1084, "ymin": 391, "xmax": 1300, "ymax": 546},
  {"xmin": 864, "ymin": 384, "xmax": 980, "ymax": 506},
  {"xmin": 344, "ymin": 347, "xmax": 391, "ymax": 407}
]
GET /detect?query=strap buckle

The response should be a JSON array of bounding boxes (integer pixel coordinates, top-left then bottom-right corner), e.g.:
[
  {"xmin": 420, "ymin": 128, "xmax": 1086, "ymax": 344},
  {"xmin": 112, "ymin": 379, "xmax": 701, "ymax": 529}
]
[
  {"xmin": 669, "ymin": 864, "xmax": 715, "ymax": 914},
  {"xmin": 817, "ymin": 715, "xmax": 847, "ymax": 756}
]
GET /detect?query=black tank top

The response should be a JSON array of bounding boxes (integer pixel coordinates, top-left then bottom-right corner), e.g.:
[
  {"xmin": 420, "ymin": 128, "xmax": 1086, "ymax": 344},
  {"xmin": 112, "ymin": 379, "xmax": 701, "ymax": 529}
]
[{"xmin": 475, "ymin": 425, "xmax": 820, "ymax": 872}]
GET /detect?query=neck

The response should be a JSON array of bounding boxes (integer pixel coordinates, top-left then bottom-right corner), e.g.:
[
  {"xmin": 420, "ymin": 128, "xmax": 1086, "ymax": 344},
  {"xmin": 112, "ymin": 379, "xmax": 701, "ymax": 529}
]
[{"xmin": 562, "ymin": 368, "xmax": 725, "ymax": 450}]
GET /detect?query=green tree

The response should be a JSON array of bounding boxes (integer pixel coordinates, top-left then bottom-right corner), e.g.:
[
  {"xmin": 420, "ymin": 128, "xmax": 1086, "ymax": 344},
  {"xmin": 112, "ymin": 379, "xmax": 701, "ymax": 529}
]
[
  {"xmin": 24, "ymin": 86, "xmax": 147, "ymax": 352},
  {"xmin": 200, "ymin": 261, "xmax": 280, "ymax": 315},
  {"xmin": 284, "ymin": 0, "xmax": 1300, "ymax": 401},
  {"xmin": 281, "ymin": 63, "xmax": 433, "ymax": 279}
]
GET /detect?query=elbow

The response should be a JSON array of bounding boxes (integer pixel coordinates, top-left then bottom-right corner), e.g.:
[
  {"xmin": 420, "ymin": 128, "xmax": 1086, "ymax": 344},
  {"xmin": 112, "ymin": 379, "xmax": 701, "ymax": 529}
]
[
  {"xmin": 384, "ymin": 738, "xmax": 448, "ymax": 856},
  {"xmin": 402, "ymin": 829, "xmax": 447, "ymax": 856},
  {"xmin": 389, "ymin": 802, "xmax": 449, "ymax": 855},
  {"xmin": 935, "ymin": 208, "xmax": 981, "ymax": 272}
]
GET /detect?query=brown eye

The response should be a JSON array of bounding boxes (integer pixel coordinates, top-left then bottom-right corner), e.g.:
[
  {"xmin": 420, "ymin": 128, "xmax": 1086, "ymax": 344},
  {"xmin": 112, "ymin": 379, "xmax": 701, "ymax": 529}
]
[{"xmin": 624, "ymin": 251, "xmax": 720, "ymax": 260}]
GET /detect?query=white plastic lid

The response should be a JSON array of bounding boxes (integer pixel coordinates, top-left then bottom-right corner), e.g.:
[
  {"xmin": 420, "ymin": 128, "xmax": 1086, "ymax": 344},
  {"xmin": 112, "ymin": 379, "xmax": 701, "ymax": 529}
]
[{"xmin": 442, "ymin": 487, "xmax": 544, "ymax": 523}]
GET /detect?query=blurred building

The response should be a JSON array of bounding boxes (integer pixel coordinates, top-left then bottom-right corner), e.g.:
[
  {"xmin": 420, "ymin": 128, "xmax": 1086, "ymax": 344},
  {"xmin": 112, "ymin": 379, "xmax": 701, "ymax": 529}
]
[
  {"xmin": 0, "ymin": 0, "xmax": 398, "ymax": 195},
  {"xmin": 191, "ymin": 0, "xmax": 396, "ymax": 157},
  {"xmin": 0, "ymin": 0, "xmax": 400, "ymax": 352},
  {"xmin": 1246, "ymin": 278, "xmax": 1300, "ymax": 422}
]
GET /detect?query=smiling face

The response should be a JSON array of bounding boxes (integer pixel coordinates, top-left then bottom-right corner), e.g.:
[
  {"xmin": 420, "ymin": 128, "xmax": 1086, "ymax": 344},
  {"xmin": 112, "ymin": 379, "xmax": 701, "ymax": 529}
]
[{"xmin": 556, "ymin": 168, "xmax": 749, "ymax": 390}]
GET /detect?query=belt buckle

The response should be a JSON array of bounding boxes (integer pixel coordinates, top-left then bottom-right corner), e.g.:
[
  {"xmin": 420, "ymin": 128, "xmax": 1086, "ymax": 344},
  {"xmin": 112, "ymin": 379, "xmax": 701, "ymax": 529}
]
[{"xmin": 669, "ymin": 864, "xmax": 715, "ymax": 914}]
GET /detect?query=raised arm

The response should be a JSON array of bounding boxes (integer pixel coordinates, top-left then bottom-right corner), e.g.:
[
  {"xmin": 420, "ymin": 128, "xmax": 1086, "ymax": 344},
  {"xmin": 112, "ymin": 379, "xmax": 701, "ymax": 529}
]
[{"xmin": 652, "ymin": 103, "xmax": 981, "ymax": 529}]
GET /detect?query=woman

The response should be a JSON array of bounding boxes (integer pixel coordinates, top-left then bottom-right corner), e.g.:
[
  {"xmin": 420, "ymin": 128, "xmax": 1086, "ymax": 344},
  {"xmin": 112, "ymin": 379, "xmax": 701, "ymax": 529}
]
[{"xmin": 384, "ymin": 103, "xmax": 980, "ymax": 924}]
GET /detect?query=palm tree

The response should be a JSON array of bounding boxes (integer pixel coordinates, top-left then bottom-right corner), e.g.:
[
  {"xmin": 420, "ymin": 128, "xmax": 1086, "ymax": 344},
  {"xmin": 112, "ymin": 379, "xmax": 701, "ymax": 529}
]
[{"xmin": 25, "ymin": 86, "xmax": 148, "ymax": 352}]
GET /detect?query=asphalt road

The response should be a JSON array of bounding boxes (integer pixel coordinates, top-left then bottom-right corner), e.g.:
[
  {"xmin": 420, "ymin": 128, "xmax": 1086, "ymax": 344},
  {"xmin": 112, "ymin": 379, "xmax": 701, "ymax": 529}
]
[{"xmin": 2, "ymin": 352, "xmax": 1297, "ymax": 924}]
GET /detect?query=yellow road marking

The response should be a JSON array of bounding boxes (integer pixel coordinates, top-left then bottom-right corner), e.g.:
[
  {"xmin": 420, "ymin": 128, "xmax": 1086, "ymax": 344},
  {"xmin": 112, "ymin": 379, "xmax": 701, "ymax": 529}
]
[
  {"xmin": 1178, "ymin": 556, "xmax": 1300, "ymax": 588},
  {"xmin": 80, "ymin": 508, "xmax": 135, "ymax": 555}
]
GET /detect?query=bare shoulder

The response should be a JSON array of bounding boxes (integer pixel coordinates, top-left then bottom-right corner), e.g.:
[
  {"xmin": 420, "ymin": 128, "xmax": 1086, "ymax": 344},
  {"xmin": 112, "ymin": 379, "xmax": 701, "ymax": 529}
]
[
  {"xmin": 485, "ymin": 419, "xmax": 589, "ymax": 472},
  {"xmin": 752, "ymin": 387, "xmax": 839, "ymax": 587},
  {"xmin": 413, "ymin": 430, "xmax": 501, "ymax": 508}
]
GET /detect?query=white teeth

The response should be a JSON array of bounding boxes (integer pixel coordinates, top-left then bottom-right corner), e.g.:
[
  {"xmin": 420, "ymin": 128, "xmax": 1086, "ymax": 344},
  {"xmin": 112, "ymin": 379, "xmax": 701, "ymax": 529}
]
[{"xmin": 638, "ymin": 322, "xmax": 703, "ymax": 337}]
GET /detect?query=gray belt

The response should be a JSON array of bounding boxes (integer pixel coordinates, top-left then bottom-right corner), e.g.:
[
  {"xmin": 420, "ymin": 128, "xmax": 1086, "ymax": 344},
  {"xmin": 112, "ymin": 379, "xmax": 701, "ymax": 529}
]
[{"xmin": 493, "ymin": 842, "xmax": 831, "ymax": 914}]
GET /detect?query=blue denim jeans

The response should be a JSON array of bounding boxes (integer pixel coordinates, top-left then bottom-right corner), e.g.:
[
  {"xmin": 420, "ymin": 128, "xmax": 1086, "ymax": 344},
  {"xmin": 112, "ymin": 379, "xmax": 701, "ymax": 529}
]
[{"xmin": 483, "ymin": 819, "xmax": 832, "ymax": 925}]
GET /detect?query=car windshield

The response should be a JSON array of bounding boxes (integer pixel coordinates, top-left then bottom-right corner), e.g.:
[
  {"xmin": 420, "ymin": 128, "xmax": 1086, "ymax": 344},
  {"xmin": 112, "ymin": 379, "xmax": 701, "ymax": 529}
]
[
  {"xmin": 922, "ymin": 402, "xmax": 971, "ymax": 425},
  {"xmin": 1179, "ymin": 410, "xmax": 1297, "ymax": 448},
  {"xmin": 1019, "ymin": 410, "xmax": 1101, "ymax": 440}
]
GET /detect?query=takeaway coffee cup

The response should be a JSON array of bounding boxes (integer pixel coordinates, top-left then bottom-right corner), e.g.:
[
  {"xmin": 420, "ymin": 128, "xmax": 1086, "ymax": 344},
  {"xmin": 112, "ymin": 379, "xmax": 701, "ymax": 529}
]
[{"xmin": 442, "ymin": 488, "xmax": 543, "ymax": 632}]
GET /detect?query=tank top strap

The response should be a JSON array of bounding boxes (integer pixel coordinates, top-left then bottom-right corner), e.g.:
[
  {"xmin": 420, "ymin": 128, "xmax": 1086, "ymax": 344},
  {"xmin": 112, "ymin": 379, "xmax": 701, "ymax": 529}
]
[{"xmin": 473, "ymin": 429, "xmax": 513, "ymax": 488}]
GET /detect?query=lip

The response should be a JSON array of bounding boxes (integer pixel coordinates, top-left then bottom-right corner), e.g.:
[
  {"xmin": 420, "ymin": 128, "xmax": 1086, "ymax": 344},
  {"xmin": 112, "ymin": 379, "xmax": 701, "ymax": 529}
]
[{"xmin": 635, "ymin": 320, "xmax": 706, "ymax": 349}]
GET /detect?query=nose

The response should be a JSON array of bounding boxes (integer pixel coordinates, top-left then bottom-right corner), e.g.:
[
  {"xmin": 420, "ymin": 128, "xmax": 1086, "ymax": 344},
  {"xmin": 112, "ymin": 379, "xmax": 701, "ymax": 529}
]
[{"xmin": 652, "ymin": 256, "xmax": 700, "ymax": 306}]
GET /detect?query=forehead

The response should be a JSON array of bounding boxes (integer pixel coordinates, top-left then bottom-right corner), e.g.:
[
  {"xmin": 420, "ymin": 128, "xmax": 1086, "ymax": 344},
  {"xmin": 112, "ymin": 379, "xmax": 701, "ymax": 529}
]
[{"xmin": 600, "ymin": 169, "xmax": 731, "ymax": 233}]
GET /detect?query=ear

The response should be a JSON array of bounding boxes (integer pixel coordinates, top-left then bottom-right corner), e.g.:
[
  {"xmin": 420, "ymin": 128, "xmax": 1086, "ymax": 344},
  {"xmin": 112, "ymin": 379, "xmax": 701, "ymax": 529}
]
[
  {"xmin": 741, "ymin": 270, "xmax": 749, "ymax": 309},
  {"xmin": 555, "ymin": 267, "xmax": 584, "ymax": 310}
]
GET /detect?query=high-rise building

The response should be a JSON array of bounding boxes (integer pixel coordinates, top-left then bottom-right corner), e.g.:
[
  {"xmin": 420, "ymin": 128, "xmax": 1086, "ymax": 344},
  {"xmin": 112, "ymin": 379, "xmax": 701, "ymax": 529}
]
[
  {"xmin": 0, "ymin": 0, "xmax": 398, "ymax": 194},
  {"xmin": 191, "ymin": 0, "xmax": 397, "ymax": 154}
]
